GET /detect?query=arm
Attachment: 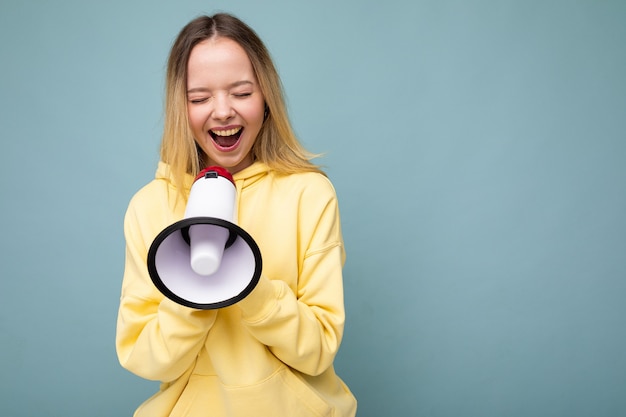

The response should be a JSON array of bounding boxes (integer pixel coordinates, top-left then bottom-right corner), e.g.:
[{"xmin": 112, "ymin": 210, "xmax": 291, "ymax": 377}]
[
  {"xmin": 115, "ymin": 192, "xmax": 217, "ymax": 382},
  {"xmin": 236, "ymin": 181, "xmax": 347, "ymax": 376}
]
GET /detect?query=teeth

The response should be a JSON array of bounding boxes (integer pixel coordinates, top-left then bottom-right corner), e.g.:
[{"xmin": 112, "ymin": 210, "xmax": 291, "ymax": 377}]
[{"xmin": 211, "ymin": 127, "xmax": 241, "ymax": 137}]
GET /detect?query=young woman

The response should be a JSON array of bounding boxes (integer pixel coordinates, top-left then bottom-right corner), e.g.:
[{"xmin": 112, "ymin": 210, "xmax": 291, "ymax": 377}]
[{"xmin": 115, "ymin": 13, "xmax": 357, "ymax": 417}]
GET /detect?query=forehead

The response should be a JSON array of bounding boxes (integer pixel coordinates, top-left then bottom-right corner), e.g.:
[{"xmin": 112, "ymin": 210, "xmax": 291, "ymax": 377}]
[{"xmin": 187, "ymin": 37, "xmax": 256, "ymax": 85}]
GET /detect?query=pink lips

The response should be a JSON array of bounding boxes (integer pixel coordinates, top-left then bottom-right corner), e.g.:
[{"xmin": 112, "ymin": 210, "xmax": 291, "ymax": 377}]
[{"xmin": 210, "ymin": 126, "xmax": 242, "ymax": 151}]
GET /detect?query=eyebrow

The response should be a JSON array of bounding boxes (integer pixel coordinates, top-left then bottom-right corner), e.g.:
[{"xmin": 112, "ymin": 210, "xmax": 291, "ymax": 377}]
[{"xmin": 187, "ymin": 80, "xmax": 254, "ymax": 94}]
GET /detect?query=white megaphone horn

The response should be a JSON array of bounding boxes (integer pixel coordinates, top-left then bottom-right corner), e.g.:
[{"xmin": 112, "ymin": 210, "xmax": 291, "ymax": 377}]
[{"xmin": 147, "ymin": 166, "xmax": 262, "ymax": 309}]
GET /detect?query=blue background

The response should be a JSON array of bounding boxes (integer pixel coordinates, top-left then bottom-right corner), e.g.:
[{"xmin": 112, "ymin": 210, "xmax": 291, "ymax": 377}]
[{"xmin": 1, "ymin": 1, "xmax": 625, "ymax": 416}]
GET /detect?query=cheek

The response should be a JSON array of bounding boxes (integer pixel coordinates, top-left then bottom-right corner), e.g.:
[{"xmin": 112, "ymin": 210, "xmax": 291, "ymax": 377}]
[
  {"xmin": 241, "ymin": 101, "xmax": 265, "ymax": 126},
  {"xmin": 187, "ymin": 109, "xmax": 204, "ymax": 133}
]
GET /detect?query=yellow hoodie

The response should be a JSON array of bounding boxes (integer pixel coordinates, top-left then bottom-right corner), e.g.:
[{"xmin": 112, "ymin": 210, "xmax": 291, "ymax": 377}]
[{"xmin": 116, "ymin": 161, "xmax": 357, "ymax": 417}]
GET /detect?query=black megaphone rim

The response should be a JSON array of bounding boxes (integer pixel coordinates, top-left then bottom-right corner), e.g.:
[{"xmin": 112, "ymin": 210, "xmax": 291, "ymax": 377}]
[{"xmin": 147, "ymin": 217, "xmax": 262, "ymax": 310}]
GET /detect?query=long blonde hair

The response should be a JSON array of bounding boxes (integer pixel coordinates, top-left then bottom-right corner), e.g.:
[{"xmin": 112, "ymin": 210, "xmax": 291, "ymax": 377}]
[{"xmin": 160, "ymin": 13, "xmax": 323, "ymax": 193}]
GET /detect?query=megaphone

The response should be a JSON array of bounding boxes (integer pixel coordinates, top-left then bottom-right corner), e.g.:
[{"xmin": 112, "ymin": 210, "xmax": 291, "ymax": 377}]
[{"xmin": 147, "ymin": 166, "xmax": 262, "ymax": 309}]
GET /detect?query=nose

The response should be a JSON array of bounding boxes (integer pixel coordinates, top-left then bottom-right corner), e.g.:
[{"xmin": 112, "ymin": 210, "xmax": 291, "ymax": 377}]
[{"xmin": 212, "ymin": 95, "xmax": 234, "ymax": 121}]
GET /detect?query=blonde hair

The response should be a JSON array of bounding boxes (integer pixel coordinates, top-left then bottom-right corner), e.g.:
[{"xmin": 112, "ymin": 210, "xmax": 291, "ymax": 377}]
[{"xmin": 160, "ymin": 13, "xmax": 323, "ymax": 193}]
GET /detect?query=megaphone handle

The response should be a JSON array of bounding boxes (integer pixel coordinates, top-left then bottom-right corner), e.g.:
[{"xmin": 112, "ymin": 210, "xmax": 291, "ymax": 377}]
[{"xmin": 181, "ymin": 225, "xmax": 237, "ymax": 249}]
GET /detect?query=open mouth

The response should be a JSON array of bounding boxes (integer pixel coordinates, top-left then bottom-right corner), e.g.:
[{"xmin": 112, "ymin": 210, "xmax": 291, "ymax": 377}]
[{"xmin": 209, "ymin": 127, "xmax": 243, "ymax": 149}]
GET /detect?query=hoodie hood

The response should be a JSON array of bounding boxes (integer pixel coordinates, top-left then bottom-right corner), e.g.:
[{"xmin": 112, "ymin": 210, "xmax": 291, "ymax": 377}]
[
  {"xmin": 155, "ymin": 161, "xmax": 270, "ymax": 194},
  {"xmin": 154, "ymin": 161, "xmax": 271, "ymax": 217},
  {"xmin": 231, "ymin": 161, "xmax": 270, "ymax": 191}
]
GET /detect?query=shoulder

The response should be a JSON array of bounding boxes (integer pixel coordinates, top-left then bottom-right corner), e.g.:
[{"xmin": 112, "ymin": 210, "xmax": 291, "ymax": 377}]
[
  {"xmin": 124, "ymin": 171, "xmax": 182, "ymax": 234},
  {"xmin": 126, "ymin": 161, "xmax": 184, "ymax": 213},
  {"xmin": 267, "ymin": 172, "xmax": 342, "ymax": 226},
  {"xmin": 270, "ymin": 170, "xmax": 338, "ymax": 200},
  {"xmin": 127, "ymin": 178, "xmax": 169, "ymax": 212}
]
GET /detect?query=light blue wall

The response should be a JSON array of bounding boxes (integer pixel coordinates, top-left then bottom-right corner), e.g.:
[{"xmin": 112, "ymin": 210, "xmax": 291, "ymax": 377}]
[{"xmin": 1, "ymin": 1, "xmax": 625, "ymax": 416}]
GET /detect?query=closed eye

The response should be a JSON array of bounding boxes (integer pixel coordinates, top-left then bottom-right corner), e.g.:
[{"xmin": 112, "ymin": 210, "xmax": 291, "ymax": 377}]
[{"xmin": 189, "ymin": 97, "xmax": 210, "ymax": 104}]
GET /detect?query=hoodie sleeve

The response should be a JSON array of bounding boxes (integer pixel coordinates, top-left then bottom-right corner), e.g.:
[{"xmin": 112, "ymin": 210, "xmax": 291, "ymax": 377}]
[
  {"xmin": 115, "ymin": 187, "xmax": 217, "ymax": 382},
  {"xmin": 236, "ymin": 176, "xmax": 347, "ymax": 376}
]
